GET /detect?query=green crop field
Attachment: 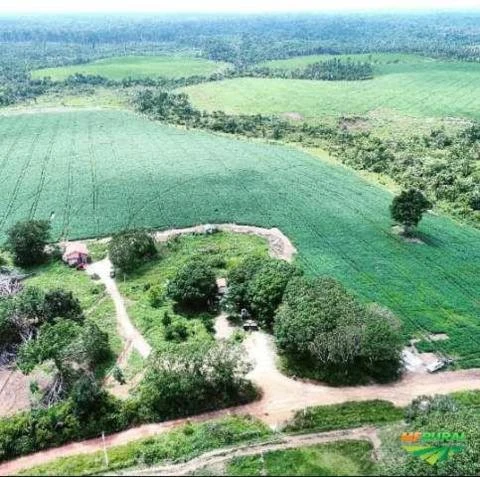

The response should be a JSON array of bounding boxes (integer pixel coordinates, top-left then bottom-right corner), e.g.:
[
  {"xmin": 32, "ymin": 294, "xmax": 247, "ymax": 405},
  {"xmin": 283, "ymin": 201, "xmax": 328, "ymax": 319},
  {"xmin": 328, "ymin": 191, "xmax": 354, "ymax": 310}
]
[
  {"xmin": 0, "ymin": 109, "xmax": 479, "ymax": 365},
  {"xmin": 31, "ymin": 55, "xmax": 230, "ymax": 81},
  {"xmin": 183, "ymin": 54, "xmax": 480, "ymax": 121}
]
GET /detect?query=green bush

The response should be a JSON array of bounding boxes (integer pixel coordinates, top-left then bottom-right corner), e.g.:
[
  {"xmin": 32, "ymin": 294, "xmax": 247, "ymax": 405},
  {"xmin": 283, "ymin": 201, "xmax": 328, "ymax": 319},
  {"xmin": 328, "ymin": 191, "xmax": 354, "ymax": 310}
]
[
  {"xmin": 167, "ymin": 259, "xmax": 217, "ymax": 310},
  {"xmin": 5, "ymin": 219, "xmax": 51, "ymax": 267},
  {"xmin": 284, "ymin": 400, "xmax": 404, "ymax": 433},
  {"xmin": 109, "ymin": 229, "xmax": 157, "ymax": 273}
]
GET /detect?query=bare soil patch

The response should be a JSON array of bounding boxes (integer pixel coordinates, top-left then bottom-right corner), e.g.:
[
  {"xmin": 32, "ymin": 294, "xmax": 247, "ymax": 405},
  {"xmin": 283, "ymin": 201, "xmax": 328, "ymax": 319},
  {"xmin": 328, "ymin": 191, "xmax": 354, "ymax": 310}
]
[
  {"xmin": 0, "ymin": 369, "xmax": 30, "ymax": 416},
  {"xmin": 281, "ymin": 112, "xmax": 304, "ymax": 121},
  {"xmin": 428, "ymin": 333, "xmax": 449, "ymax": 341},
  {"xmin": 391, "ymin": 225, "xmax": 425, "ymax": 244}
]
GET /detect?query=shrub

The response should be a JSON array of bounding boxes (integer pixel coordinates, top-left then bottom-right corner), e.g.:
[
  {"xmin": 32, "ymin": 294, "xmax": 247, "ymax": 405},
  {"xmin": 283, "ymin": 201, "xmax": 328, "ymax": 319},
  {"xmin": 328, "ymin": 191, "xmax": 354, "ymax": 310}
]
[
  {"xmin": 43, "ymin": 289, "xmax": 83, "ymax": 322},
  {"xmin": 167, "ymin": 260, "xmax": 217, "ymax": 310},
  {"xmin": 5, "ymin": 219, "xmax": 51, "ymax": 267},
  {"xmin": 284, "ymin": 400, "xmax": 404, "ymax": 433},
  {"xmin": 164, "ymin": 321, "xmax": 189, "ymax": 342},
  {"xmin": 109, "ymin": 229, "xmax": 157, "ymax": 273},
  {"xmin": 148, "ymin": 285, "xmax": 166, "ymax": 308},
  {"xmin": 136, "ymin": 342, "xmax": 256, "ymax": 422}
]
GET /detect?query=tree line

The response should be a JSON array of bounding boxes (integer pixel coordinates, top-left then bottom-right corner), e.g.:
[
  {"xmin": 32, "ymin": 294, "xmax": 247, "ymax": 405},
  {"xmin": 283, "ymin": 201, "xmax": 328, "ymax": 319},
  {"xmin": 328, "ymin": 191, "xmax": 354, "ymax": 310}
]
[{"xmin": 134, "ymin": 89, "xmax": 480, "ymax": 227}]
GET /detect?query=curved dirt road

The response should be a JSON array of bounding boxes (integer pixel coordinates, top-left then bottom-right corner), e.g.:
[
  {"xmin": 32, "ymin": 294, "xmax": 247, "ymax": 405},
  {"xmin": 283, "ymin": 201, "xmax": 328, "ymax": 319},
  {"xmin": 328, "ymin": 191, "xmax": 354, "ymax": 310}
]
[
  {"xmin": 87, "ymin": 259, "xmax": 152, "ymax": 359},
  {"xmin": 153, "ymin": 224, "xmax": 297, "ymax": 262},
  {"xmin": 123, "ymin": 427, "xmax": 380, "ymax": 476},
  {"xmin": 2, "ymin": 330, "xmax": 478, "ymax": 475}
]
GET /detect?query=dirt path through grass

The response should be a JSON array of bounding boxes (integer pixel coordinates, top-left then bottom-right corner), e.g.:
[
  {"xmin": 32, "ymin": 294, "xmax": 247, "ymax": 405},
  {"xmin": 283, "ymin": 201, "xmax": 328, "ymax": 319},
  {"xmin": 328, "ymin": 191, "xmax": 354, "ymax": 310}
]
[
  {"xmin": 87, "ymin": 258, "xmax": 152, "ymax": 359},
  {"xmin": 123, "ymin": 427, "xmax": 380, "ymax": 476}
]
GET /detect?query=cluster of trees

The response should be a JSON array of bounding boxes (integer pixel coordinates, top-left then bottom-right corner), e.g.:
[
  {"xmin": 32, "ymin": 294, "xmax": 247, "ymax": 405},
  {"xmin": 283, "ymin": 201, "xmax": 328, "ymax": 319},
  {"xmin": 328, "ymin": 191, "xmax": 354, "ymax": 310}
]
[
  {"xmin": 223, "ymin": 257, "xmax": 402, "ymax": 385},
  {"xmin": 0, "ymin": 337, "xmax": 257, "ymax": 462},
  {"xmin": 1, "ymin": 13, "xmax": 479, "ymax": 66},
  {"xmin": 330, "ymin": 124, "xmax": 480, "ymax": 225},
  {"xmin": 0, "ymin": 285, "xmax": 109, "ymax": 405},
  {"xmin": 225, "ymin": 257, "xmax": 300, "ymax": 328},
  {"xmin": 135, "ymin": 342, "xmax": 256, "ymax": 422},
  {"xmin": 275, "ymin": 276, "xmax": 403, "ymax": 384},
  {"xmin": 249, "ymin": 58, "xmax": 374, "ymax": 81}
]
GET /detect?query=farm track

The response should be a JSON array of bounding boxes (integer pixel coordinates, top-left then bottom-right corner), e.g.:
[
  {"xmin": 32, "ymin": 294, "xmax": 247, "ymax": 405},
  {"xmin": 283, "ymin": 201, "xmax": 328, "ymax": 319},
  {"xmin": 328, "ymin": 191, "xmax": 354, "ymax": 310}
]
[{"xmin": 119, "ymin": 427, "xmax": 380, "ymax": 476}]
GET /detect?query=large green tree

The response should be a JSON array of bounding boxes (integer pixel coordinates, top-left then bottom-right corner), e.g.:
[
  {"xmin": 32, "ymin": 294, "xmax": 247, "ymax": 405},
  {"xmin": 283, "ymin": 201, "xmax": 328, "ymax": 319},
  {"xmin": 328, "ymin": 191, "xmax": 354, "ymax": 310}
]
[
  {"xmin": 167, "ymin": 259, "xmax": 217, "ymax": 310},
  {"xmin": 109, "ymin": 229, "xmax": 157, "ymax": 273},
  {"xmin": 6, "ymin": 219, "xmax": 51, "ymax": 267},
  {"xmin": 274, "ymin": 276, "xmax": 403, "ymax": 384},
  {"xmin": 390, "ymin": 189, "xmax": 432, "ymax": 235}
]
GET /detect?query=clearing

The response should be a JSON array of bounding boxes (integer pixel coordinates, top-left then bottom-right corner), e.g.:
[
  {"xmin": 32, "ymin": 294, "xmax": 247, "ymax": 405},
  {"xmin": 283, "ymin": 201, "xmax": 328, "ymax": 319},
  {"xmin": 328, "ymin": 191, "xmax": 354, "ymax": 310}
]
[
  {"xmin": 31, "ymin": 55, "xmax": 230, "ymax": 81},
  {"xmin": 182, "ymin": 54, "xmax": 480, "ymax": 122},
  {"xmin": 0, "ymin": 109, "xmax": 479, "ymax": 365}
]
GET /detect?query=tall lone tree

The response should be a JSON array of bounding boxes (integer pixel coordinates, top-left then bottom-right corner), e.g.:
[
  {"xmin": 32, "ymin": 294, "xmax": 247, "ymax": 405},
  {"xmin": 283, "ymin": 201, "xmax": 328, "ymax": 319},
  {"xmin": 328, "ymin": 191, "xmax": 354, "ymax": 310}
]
[
  {"xmin": 6, "ymin": 219, "xmax": 51, "ymax": 267},
  {"xmin": 390, "ymin": 189, "xmax": 431, "ymax": 236}
]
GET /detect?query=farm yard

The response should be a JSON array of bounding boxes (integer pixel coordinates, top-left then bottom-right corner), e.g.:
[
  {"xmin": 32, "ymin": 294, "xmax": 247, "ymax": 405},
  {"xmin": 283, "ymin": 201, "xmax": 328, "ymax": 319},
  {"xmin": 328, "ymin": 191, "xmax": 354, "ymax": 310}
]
[
  {"xmin": 183, "ymin": 55, "xmax": 480, "ymax": 122},
  {"xmin": 0, "ymin": 109, "xmax": 479, "ymax": 366},
  {"xmin": 31, "ymin": 55, "xmax": 230, "ymax": 81}
]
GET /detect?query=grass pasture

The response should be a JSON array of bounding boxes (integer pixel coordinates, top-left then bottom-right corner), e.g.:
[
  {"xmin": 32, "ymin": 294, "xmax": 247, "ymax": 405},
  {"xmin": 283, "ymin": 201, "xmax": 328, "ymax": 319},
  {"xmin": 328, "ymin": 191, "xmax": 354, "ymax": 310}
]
[
  {"xmin": 0, "ymin": 110, "xmax": 479, "ymax": 365},
  {"xmin": 119, "ymin": 232, "xmax": 268, "ymax": 350},
  {"xmin": 183, "ymin": 54, "xmax": 480, "ymax": 122},
  {"xmin": 31, "ymin": 55, "xmax": 230, "ymax": 81},
  {"xmin": 226, "ymin": 441, "xmax": 376, "ymax": 476}
]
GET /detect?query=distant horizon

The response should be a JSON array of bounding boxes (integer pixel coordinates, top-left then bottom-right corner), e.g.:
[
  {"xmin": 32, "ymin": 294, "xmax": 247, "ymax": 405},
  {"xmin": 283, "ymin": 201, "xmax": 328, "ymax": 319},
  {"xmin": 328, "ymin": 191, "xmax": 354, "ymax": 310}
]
[
  {"xmin": 1, "ymin": 0, "xmax": 479, "ymax": 15},
  {"xmin": 1, "ymin": 8, "xmax": 480, "ymax": 17}
]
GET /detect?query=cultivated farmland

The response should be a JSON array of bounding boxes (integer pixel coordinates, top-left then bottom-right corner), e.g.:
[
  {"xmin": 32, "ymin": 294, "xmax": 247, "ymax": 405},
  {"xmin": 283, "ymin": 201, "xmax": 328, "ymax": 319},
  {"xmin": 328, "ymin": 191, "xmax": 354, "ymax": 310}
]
[
  {"xmin": 183, "ymin": 55, "xmax": 480, "ymax": 121},
  {"xmin": 31, "ymin": 55, "xmax": 230, "ymax": 81},
  {"xmin": 0, "ymin": 109, "xmax": 479, "ymax": 365}
]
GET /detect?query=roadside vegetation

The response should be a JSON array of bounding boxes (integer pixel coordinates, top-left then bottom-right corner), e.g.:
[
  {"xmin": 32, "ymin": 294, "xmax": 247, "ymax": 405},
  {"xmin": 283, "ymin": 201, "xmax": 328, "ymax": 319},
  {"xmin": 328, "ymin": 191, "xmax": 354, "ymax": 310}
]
[
  {"xmin": 225, "ymin": 440, "xmax": 376, "ymax": 476},
  {"xmin": 17, "ymin": 416, "xmax": 272, "ymax": 476},
  {"xmin": 284, "ymin": 401, "xmax": 404, "ymax": 433}
]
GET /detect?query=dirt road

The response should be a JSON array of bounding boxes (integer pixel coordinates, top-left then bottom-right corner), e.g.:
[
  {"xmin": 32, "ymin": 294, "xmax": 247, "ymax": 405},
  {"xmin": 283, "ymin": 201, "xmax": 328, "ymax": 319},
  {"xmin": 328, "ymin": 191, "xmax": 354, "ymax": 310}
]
[
  {"xmin": 243, "ymin": 331, "xmax": 480, "ymax": 425},
  {"xmin": 1, "ymin": 328, "xmax": 479, "ymax": 476},
  {"xmin": 153, "ymin": 224, "xmax": 296, "ymax": 262},
  {"xmin": 123, "ymin": 427, "xmax": 380, "ymax": 476},
  {"xmin": 87, "ymin": 259, "xmax": 152, "ymax": 359}
]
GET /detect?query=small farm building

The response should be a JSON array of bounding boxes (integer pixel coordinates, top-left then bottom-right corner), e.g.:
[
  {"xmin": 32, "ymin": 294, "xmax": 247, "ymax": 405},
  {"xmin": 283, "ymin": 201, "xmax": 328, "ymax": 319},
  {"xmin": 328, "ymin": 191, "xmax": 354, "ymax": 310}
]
[{"xmin": 62, "ymin": 243, "xmax": 89, "ymax": 267}]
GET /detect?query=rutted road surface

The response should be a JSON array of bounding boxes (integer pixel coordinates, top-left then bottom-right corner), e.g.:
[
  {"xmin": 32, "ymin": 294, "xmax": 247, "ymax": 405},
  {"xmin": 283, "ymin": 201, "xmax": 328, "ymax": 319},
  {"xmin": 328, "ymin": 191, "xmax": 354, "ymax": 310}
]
[{"xmin": 122, "ymin": 427, "xmax": 380, "ymax": 476}]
